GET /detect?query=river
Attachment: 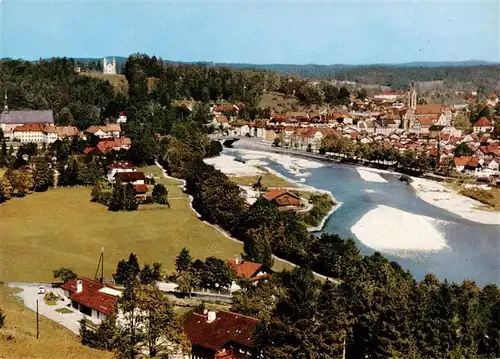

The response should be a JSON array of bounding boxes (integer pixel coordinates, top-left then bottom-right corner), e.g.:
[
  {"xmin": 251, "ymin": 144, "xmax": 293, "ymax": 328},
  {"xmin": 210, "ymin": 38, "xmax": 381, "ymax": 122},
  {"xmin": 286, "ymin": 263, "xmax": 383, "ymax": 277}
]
[{"xmin": 224, "ymin": 139, "xmax": 500, "ymax": 285}]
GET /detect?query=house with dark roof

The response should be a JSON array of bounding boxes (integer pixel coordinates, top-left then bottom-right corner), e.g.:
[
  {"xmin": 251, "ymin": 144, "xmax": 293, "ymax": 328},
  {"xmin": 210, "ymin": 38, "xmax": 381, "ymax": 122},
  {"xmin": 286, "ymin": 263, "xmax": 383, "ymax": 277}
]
[
  {"xmin": 107, "ymin": 161, "xmax": 137, "ymax": 182},
  {"xmin": 62, "ymin": 278, "xmax": 121, "ymax": 322},
  {"xmin": 183, "ymin": 310, "xmax": 259, "ymax": 359},
  {"xmin": 114, "ymin": 171, "xmax": 146, "ymax": 185}
]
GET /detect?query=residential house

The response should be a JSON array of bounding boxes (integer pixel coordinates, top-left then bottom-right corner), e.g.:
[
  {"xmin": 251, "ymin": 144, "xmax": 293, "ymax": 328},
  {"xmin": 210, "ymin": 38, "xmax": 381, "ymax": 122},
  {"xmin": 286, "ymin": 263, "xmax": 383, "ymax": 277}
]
[
  {"xmin": 227, "ymin": 257, "xmax": 271, "ymax": 281},
  {"xmin": 117, "ymin": 112, "xmax": 127, "ymax": 123},
  {"xmin": 83, "ymin": 137, "xmax": 132, "ymax": 154},
  {"xmin": 263, "ymin": 188, "xmax": 301, "ymax": 210},
  {"xmin": 211, "ymin": 104, "xmax": 239, "ymax": 116},
  {"xmin": 183, "ymin": 310, "xmax": 259, "ymax": 359},
  {"xmin": 55, "ymin": 126, "xmax": 81, "ymax": 140},
  {"xmin": 107, "ymin": 161, "xmax": 136, "ymax": 182},
  {"xmin": 486, "ymin": 93, "xmax": 498, "ymax": 107},
  {"xmin": 85, "ymin": 124, "xmax": 121, "ymax": 139},
  {"xmin": 473, "ymin": 117, "xmax": 493, "ymax": 134},
  {"xmin": 62, "ymin": 278, "xmax": 120, "ymax": 322},
  {"xmin": 454, "ymin": 156, "xmax": 482, "ymax": 176},
  {"xmin": 114, "ymin": 171, "xmax": 146, "ymax": 185},
  {"xmin": 211, "ymin": 115, "xmax": 230, "ymax": 129}
]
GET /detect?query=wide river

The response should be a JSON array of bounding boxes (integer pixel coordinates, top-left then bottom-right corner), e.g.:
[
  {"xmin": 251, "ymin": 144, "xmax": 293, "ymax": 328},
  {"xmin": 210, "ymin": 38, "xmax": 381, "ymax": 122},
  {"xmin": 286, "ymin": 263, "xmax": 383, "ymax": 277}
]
[{"xmin": 224, "ymin": 141, "xmax": 500, "ymax": 285}]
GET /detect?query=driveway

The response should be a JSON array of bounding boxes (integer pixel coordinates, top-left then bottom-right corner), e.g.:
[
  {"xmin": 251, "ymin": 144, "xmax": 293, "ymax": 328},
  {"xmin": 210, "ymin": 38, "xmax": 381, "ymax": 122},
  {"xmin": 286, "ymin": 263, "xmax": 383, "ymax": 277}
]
[{"xmin": 8, "ymin": 282, "xmax": 96, "ymax": 335}]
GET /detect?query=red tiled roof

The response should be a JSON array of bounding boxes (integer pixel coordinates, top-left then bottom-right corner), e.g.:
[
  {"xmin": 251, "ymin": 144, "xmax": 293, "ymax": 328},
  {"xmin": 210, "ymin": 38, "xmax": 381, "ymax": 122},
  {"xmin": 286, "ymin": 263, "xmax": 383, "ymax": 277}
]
[
  {"xmin": 183, "ymin": 311, "xmax": 259, "ymax": 351},
  {"xmin": 474, "ymin": 117, "xmax": 492, "ymax": 127},
  {"xmin": 62, "ymin": 278, "xmax": 116, "ymax": 315},
  {"xmin": 417, "ymin": 116, "xmax": 438, "ymax": 126},
  {"xmin": 454, "ymin": 156, "xmax": 480, "ymax": 168},
  {"xmin": 134, "ymin": 184, "xmax": 149, "ymax": 194},
  {"xmin": 415, "ymin": 104, "xmax": 444, "ymax": 115},
  {"xmin": 213, "ymin": 105, "xmax": 236, "ymax": 113},
  {"xmin": 215, "ymin": 115, "xmax": 228, "ymax": 123},
  {"xmin": 263, "ymin": 188, "xmax": 301, "ymax": 207},
  {"xmin": 55, "ymin": 126, "xmax": 80, "ymax": 138},
  {"xmin": 83, "ymin": 146, "xmax": 99, "ymax": 155},
  {"xmin": 96, "ymin": 138, "xmax": 132, "ymax": 153},
  {"xmin": 13, "ymin": 123, "xmax": 47, "ymax": 132},
  {"xmin": 227, "ymin": 260, "xmax": 263, "ymax": 279},
  {"xmin": 115, "ymin": 171, "xmax": 146, "ymax": 182},
  {"xmin": 85, "ymin": 124, "xmax": 121, "ymax": 134}
]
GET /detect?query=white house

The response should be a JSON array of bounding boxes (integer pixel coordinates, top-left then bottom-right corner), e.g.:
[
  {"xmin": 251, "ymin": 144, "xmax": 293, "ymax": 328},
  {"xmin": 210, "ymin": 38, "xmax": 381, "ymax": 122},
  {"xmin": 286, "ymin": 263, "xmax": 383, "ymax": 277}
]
[
  {"xmin": 473, "ymin": 117, "xmax": 493, "ymax": 134},
  {"xmin": 85, "ymin": 124, "xmax": 121, "ymax": 139},
  {"xmin": 62, "ymin": 278, "xmax": 121, "ymax": 323}
]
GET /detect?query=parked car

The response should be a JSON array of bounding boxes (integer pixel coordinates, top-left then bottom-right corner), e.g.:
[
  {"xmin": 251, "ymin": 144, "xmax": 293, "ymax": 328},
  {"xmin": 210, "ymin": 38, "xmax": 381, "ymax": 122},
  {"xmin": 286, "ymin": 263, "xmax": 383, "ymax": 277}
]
[{"xmin": 37, "ymin": 286, "xmax": 46, "ymax": 294}]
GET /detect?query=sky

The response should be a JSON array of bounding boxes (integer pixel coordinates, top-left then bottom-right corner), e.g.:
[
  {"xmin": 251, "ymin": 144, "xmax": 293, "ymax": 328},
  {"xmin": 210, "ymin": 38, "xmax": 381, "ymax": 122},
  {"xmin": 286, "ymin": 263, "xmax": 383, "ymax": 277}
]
[{"xmin": 0, "ymin": 0, "xmax": 499, "ymax": 65}]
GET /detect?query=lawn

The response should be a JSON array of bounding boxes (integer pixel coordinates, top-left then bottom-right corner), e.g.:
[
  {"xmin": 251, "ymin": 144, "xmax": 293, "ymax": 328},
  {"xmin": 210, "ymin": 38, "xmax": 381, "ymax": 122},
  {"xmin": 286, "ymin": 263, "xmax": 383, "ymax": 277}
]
[
  {"xmin": 0, "ymin": 187, "xmax": 243, "ymax": 283},
  {"xmin": 0, "ymin": 285, "xmax": 113, "ymax": 359},
  {"xmin": 229, "ymin": 173, "xmax": 298, "ymax": 188},
  {"xmin": 55, "ymin": 308, "xmax": 73, "ymax": 314},
  {"xmin": 142, "ymin": 165, "xmax": 187, "ymax": 199},
  {"xmin": 79, "ymin": 72, "xmax": 128, "ymax": 93}
]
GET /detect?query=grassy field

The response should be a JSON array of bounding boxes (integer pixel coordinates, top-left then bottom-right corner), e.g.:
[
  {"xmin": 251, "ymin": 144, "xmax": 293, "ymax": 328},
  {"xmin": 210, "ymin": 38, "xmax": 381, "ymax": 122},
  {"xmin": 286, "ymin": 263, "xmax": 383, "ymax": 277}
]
[
  {"xmin": 141, "ymin": 165, "xmax": 187, "ymax": 198},
  {"xmin": 80, "ymin": 72, "xmax": 128, "ymax": 93},
  {"xmin": 0, "ymin": 186, "xmax": 244, "ymax": 283},
  {"xmin": 229, "ymin": 173, "xmax": 298, "ymax": 188},
  {"xmin": 0, "ymin": 285, "xmax": 113, "ymax": 359}
]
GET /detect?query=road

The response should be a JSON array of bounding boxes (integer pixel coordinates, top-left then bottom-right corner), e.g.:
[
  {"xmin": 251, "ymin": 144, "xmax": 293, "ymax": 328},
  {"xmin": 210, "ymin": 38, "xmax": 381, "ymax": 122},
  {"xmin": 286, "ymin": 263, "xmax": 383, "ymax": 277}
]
[{"xmin": 8, "ymin": 282, "xmax": 92, "ymax": 335}]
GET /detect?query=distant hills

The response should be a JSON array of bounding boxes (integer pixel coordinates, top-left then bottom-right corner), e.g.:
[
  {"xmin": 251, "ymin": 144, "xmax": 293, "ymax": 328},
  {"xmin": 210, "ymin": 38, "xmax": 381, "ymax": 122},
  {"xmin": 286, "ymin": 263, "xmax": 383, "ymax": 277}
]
[{"xmin": 3, "ymin": 56, "xmax": 499, "ymax": 89}]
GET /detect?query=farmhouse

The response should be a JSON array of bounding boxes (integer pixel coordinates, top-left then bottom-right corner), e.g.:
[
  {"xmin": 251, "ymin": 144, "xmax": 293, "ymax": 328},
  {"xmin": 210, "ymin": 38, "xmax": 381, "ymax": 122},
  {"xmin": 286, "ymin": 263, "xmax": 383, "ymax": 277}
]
[
  {"xmin": 62, "ymin": 278, "xmax": 120, "ymax": 322},
  {"xmin": 263, "ymin": 188, "xmax": 301, "ymax": 210},
  {"xmin": 183, "ymin": 310, "xmax": 259, "ymax": 359}
]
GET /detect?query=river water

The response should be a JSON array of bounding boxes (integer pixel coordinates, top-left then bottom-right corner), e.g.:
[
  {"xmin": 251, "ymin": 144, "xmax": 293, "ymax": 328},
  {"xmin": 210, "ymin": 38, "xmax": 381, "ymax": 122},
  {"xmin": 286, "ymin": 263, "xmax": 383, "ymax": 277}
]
[{"xmin": 224, "ymin": 142, "xmax": 500, "ymax": 285}]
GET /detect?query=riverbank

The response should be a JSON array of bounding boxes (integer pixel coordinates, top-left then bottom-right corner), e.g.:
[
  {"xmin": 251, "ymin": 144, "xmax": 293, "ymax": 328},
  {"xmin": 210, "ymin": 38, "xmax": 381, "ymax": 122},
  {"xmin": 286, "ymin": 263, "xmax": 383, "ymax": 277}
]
[
  {"xmin": 213, "ymin": 149, "xmax": 341, "ymax": 232},
  {"xmin": 232, "ymin": 139, "xmax": 498, "ymax": 226}
]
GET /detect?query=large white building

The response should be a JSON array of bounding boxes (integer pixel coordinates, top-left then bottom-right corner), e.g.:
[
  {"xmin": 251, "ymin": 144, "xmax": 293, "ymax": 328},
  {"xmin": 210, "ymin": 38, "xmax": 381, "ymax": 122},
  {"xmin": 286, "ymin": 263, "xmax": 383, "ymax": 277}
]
[
  {"xmin": 1, "ymin": 93, "xmax": 55, "ymax": 140},
  {"xmin": 12, "ymin": 124, "xmax": 57, "ymax": 144},
  {"xmin": 103, "ymin": 57, "xmax": 117, "ymax": 75}
]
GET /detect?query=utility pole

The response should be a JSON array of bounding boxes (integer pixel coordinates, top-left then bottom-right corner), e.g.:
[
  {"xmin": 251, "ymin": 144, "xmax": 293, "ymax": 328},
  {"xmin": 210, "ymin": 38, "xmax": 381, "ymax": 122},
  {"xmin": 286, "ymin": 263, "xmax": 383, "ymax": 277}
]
[
  {"xmin": 342, "ymin": 333, "xmax": 346, "ymax": 359},
  {"xmin": 101, "ymin": 246, "xmax": 104, "ymax": 284},
  {"xmin": 36, "ymin": 299, "xmax": 39, "ymax": 339}
]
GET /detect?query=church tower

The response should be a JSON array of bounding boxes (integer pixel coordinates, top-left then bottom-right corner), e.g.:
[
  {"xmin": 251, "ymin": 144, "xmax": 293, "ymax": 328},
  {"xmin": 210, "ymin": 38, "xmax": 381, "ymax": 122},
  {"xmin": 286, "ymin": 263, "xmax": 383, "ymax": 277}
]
[{"xmin": 404, "ymin": 87, "xmax": 417, "ymax": 131}]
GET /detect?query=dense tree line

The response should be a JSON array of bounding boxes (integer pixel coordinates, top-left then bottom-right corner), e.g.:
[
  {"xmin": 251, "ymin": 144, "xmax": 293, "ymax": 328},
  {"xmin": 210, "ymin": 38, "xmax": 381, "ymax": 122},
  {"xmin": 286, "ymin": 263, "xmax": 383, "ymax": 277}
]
[
  {"xmin": 0, "ymin": 58, "xmax": 124, "ymax": 129},
  {"xmin": 245, "ymin": 261, "xmax": 500, "ymax": 359},
  {"xmin": 320, "ymin": 134, "xmax": 436, "ymax": 173}
]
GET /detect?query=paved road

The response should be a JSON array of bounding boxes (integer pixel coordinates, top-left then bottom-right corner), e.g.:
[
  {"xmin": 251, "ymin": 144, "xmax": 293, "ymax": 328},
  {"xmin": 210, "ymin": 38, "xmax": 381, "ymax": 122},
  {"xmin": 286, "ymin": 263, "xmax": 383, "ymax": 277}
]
[{"xmin": 8, "ymin": 283, "xmax": 91, "ymax": 335}]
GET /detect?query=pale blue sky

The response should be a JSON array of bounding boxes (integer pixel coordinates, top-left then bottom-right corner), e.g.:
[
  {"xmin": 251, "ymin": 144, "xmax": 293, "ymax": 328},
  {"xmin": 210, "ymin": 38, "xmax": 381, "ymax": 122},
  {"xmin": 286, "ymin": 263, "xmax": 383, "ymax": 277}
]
[{"xmin": 1, "ymin": 0, "xmax": 499, "ymax": 64}]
